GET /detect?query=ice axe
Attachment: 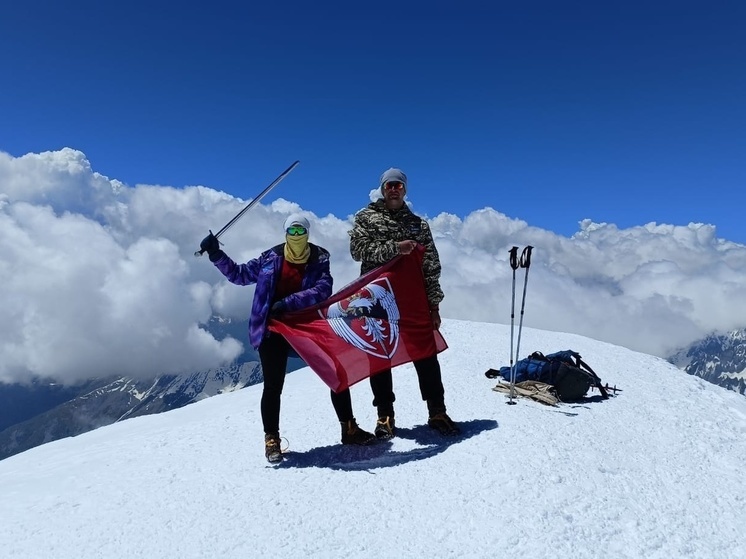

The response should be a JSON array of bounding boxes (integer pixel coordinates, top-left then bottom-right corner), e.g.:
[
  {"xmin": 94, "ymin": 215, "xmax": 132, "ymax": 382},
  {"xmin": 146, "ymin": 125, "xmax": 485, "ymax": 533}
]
[{"xmin": 194, "ymin": 160, "xmax": 300, "ymax": 257}]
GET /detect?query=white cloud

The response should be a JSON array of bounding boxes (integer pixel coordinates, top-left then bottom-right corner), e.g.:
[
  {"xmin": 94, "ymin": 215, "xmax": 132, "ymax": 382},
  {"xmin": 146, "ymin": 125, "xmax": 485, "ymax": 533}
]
[{"xmin": 1, "ymin": 148, "xmax": 745, "ymax": 383}]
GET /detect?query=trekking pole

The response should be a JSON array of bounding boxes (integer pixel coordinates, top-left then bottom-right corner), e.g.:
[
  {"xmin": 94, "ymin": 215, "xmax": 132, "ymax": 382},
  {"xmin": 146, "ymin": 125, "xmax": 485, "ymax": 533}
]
[
  {"xmin": 194, "ymin": 160, "xmax": 300, "ymax": 257},
  {"xmin": 512, "ymin": 246, "xmax": 534, "ymax": 392},
  {"xmin": 507, "ymin": 246, "xmax": 520, "ymax": 405}
]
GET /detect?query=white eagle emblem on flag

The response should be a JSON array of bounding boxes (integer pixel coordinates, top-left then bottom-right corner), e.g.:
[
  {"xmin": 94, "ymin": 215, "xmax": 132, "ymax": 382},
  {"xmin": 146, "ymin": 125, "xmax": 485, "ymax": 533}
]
[{"xmin": 325, "ymin": 278, "xmax": 400, "ymax": 358}]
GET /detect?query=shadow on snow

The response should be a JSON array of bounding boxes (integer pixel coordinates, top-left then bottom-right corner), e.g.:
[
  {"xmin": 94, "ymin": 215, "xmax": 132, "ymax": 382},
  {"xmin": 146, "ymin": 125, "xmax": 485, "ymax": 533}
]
[{"xmin": 277, "ymin": 418, "xmax": 498, "ymax": 472}]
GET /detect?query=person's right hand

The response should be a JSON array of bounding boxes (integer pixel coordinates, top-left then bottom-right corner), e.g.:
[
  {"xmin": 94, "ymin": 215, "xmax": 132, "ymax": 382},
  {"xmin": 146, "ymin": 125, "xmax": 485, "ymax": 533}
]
[
  {"xmin": 200, "ymin": 232, "xmax": 222, "ymax": 260},
  {"xmin": 398, "ymin": 240, "xmax": 417, "ymax": 255}
]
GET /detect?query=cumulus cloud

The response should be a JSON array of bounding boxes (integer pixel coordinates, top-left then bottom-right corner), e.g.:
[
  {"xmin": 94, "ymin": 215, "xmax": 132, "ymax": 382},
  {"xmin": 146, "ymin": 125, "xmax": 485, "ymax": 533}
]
[{"xmin": 1, "ymin": 148, "xmax": 745, "ymax": 384}]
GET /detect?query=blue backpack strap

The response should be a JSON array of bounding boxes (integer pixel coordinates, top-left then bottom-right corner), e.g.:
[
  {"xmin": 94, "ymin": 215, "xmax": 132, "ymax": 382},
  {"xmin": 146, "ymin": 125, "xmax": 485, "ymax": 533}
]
[
  {"xmin": 552, "ymin": 350, "xmax": 610, "ymax": 399},
  {"xmin": 574, "ymin": 355, "xmax": 609, "ymax": 398}
]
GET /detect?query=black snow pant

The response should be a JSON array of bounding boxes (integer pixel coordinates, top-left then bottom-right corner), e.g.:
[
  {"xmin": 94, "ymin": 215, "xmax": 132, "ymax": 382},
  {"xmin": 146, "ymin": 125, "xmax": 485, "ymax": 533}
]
[
  {"xmin": 368, "ymin": 354, "xmax": 446, "ymax": 418},
  {"xmin": 258, "ymin": 331, "xmax": 354, "ymax": 436}
]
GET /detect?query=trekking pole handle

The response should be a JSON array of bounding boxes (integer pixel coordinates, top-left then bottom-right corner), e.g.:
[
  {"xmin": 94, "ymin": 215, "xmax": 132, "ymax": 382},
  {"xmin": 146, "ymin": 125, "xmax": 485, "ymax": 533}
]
[
  {"xmin": 520, "ymin": 246, "xmax": 534, "ymax": 268},
  {"xmin": 509, "ymin": 246, "xmax": 520, "ymax": 270}
]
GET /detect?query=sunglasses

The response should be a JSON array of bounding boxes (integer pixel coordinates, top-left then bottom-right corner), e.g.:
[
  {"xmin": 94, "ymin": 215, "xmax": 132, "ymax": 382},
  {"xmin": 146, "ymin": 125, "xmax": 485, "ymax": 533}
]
[
  {"xmin": 286, "ymin": 226, "xmax": 308, "ymax": 236},
  {"xmin": 384, "ymin": 181, "xmax": 405, "ymax": 191}
]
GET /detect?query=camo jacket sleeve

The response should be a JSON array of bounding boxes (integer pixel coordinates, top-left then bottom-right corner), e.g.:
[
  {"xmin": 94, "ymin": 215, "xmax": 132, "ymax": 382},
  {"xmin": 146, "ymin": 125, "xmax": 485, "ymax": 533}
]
[
  {"xmin": 349, "ymin": 202, "xmax": 444, "ymax": 309},
  {"xmin": 418, "ymin": 220, "xmax": 445, "ymax": 309}
]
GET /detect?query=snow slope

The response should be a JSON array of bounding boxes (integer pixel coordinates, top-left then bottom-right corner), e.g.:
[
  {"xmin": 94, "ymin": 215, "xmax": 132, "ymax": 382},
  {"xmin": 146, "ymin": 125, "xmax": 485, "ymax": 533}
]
[{"xmin": 1, "ymin": 319, "xmax": 745, "ymax": 559}]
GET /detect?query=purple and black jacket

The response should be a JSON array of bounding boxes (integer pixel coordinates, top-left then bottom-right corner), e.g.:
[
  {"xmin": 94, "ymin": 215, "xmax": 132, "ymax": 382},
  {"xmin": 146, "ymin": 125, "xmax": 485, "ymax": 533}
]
[{"xmin": 212, "ymin": 243, "xmax": 332, "ymax": 349}]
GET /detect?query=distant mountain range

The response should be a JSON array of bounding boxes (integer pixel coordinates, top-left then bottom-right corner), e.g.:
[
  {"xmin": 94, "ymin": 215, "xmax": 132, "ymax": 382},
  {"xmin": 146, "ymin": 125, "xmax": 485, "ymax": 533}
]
[
  {"xmin": 0, "ymin": 316, "xmax": 303, "ymax": 461},
  {"xmin": 669, "ymin": 328, "xmax": 746, "ymax": 396}
]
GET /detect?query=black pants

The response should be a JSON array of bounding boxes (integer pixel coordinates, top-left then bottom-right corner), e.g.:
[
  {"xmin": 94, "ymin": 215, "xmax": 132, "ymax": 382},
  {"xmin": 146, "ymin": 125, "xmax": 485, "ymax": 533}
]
[
  {"xmin": 258, "ymin": 332, "xmax": 354, "ymax": 436},
  {"xmin": 369, "ymin": 354, "xmax": 446, "ymax": 417}
]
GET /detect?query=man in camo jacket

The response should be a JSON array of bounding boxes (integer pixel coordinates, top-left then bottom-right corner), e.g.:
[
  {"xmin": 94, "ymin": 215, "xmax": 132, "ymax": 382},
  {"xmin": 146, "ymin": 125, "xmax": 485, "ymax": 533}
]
[{"xmin": 348, "ymin": 167, "xmax": 460, "ymax": 438}]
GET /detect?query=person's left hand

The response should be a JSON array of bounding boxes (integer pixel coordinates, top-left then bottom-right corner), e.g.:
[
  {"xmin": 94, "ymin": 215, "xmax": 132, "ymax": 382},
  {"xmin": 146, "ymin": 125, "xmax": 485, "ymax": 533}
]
[
  {"xmin": 270, "ymin": 300, "xmax": 287, "ymax": 316},
  {"xmin": 430, "ymin": 308, "xmax": 441, "ymax": 330}
]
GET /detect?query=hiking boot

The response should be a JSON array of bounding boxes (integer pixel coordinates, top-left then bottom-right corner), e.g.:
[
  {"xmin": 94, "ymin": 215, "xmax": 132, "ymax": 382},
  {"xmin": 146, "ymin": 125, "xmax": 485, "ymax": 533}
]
[
  {"xmin": 427, "ymin": 412, "xmax": 461, "ymax": 436},
  {"xmin": 264, "ymin": 433, "xmax": 283, "ymax": 464},
  {"xmin": 374, "ymin": 416, "xmax": 396, "ymax": 439},
  {"xmin": 340, "ymin": 419, "xmax": 376, "ymax": 445}
]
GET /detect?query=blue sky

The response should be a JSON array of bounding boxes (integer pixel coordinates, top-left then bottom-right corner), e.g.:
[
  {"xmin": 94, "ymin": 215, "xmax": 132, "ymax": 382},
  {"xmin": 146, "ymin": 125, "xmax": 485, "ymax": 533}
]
[{"xmin": 2, "ymin": 1, "xmax": 745, "ymax": 242}]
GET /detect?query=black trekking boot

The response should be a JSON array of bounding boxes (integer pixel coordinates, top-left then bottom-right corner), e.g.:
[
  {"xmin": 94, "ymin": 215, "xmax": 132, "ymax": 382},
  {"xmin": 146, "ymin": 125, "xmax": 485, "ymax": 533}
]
[
  {"xmin": 264, "ymin": 433, "xmax": 283, "ymax": 463},
  {"xmin": 341, "ymin": 419, "xmax": 376, "ymax": 445},
  {"xmin": 375, "ymin": 405, "xmax": 395, "ymax": 439},
  {"xmin": 427, "ymin": 412, "xmax": 461, "ymax": 436},
  {"xmin": 374, "ymin": 416, "xmax": 396, "ymax": 439}
]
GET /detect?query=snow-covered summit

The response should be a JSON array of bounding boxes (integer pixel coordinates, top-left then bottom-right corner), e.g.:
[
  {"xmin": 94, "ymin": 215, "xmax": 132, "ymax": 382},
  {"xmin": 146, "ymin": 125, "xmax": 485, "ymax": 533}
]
[{"xmin": 1, "ymin": 319, "xmax": 745, "ymax": 559}]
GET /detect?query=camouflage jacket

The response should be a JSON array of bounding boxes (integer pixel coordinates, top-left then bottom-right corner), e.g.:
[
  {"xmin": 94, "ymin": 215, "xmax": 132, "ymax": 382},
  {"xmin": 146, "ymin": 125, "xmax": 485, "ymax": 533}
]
[{"xmin": 348, "ymin": 200, "xmax": 444, "ymax": 308}]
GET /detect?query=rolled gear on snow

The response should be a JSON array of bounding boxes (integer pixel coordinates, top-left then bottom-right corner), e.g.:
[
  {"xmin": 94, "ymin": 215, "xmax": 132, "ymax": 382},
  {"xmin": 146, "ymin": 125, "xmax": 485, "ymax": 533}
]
[{"xmin": 486, "ymin": 350, "xmax": 611, "ymax": 402}]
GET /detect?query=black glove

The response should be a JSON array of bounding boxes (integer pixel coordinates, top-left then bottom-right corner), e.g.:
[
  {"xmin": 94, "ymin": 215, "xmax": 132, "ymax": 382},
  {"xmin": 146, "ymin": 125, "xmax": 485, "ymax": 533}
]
[
  {"xmin": 270, "ymin": 300, "xmax": 287, "ymax": 316},
  {"xmin": 200, "ymin": 232, "xmax": 223, "ymax": 262}
]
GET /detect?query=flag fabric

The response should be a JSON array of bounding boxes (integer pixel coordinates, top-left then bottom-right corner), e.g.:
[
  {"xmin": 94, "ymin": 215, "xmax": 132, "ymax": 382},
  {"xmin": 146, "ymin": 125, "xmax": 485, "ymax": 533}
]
[{"xmin": 268, "ymin": 247, "xmax": 448, "ymax": 393}]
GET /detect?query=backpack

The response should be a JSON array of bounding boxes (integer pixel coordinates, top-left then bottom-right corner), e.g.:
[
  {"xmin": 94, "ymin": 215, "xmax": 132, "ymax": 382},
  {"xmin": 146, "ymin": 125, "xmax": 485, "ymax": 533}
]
[{"xmin": 485, "ymin": 350, "xmax": 609, "ymax": 401}]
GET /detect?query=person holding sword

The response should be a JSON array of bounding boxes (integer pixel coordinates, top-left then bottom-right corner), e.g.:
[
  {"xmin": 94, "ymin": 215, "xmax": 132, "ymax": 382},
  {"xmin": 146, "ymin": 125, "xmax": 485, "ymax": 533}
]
[{"xmin": 200, "ymin": 214, "xmax": 375, "ymax": 463}]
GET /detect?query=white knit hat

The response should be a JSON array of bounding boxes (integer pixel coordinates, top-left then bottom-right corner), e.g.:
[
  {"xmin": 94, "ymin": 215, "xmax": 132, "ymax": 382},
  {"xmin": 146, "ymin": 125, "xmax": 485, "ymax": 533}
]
[{"xmin": 283, "ymin": 213, "xmax": 310, "ymax": 231}]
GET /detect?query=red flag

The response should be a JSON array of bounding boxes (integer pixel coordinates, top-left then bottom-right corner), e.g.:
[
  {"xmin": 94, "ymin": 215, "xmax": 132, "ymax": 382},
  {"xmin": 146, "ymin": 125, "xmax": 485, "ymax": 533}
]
[{"xmin": 268, "ymin": 247, "xmax": 448, "ymax": 392}]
